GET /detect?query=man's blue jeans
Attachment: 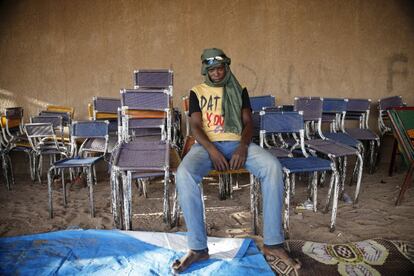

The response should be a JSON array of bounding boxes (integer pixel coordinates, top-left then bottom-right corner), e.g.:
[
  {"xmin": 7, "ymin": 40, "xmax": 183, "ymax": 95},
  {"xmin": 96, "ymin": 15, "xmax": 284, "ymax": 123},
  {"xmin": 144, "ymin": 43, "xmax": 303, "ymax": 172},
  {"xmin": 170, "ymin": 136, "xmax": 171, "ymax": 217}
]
[{"xmin": 176, "ymin": 141, "xmax": 285, "ymax": 250}]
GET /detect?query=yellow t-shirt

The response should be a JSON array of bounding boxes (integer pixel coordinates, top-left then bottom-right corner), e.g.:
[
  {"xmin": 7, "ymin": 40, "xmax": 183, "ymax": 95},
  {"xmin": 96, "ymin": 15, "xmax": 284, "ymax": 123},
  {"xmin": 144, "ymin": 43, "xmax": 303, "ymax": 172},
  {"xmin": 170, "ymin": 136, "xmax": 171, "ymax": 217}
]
[{"xmin": 191, "ymin": 83, "xmax": 242, "ymax": 142}]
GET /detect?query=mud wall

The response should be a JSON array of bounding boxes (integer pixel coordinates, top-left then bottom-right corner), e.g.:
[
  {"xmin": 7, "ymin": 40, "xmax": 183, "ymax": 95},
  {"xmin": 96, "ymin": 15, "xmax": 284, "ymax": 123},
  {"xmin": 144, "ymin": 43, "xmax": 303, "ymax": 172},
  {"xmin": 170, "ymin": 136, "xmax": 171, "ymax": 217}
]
[{"xmin": 1, "ymin": 0, "xmax": 413, "ymax": 124}]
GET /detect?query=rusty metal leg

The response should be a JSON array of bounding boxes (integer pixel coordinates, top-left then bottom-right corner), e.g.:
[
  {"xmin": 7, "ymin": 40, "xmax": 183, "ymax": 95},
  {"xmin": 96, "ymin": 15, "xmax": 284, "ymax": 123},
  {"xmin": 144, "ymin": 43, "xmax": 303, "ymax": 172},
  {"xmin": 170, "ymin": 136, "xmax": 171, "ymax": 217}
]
[
  {"xmin": 87, "ymin": 166, "xmax": 95, "ymax": 217},
  {"xmin": 171, "ymin": 174, "xmax": 180, "ymax": 227},
  {"xmin": 369, "ymin": 141, "xmax": 375, "ymax": 174},
  {"xmin": 353, "ymin": 153, "xmax": 364, "ymax": 205},
  {"xmin": 229, "ymin": 174, "xmax": 234, "ymax": 199},
  {"xmin": 62, "ymin": 169, "xmax": 67, "ymax": 207},
  {"xmin": 218, "ymin": 174, "xmax": 226, "ymax": 200},
  {"xmin": 388, "ymin": 139, "xmax": 398, "ymax": 177},
  {"xmin": 38, "ymin": 155, "xmax": 43, "ymax": 184},
  {"xmin": 110, "ymin": 169, "xmax": 119, "ymax": 226},
  {"xmin": 200, "ymin": 182, "xmax": 206, "ymax": 231},
  {"xmin": 329, "ymin": 169, "xmax": 340, "ymax": 232},
  {"xmin": 312, "ymin": 171, "xmax": 318, "ymax": 212},
  {"xmin": 249, "ymin": 174, "xmax": 258, "ymax": 235},
  {"xmin": 28, "ymin": 151, "xmax": 35, "ymax": 181},
  {"xmin": 342, "ymin": 157, "xmax": 347, "ymax": 195},
  {"xmin": 319, "ymin": 171, "xmax": 326, "ymax": 187},
  {"xmin": 2, "ymin": 154, "xmax": 10, "ymax": 190},
  {"xmin": 93, "ymin": 165, "xmax": 97, "ymax": 185},
  {"xmin": 2, "ymin": 154, "xmax": 13, "ymax": 190},
  {"xmin": 163, "ymin": 169, "xmax": 171, "ymax": 226},
  {"xmin": 142, "ymin": 179, "xmax": 149, "ymax": 198},
  {"xmin": 122, "ymin": 171, "xmax": 132, "ymax": 230},
  {"xmin": 324, "ymin": 172, "xmax": 336, "ymax": 214},
  {"xmin": 307, "ymin": 173, "xmax": 312, "ymax": 200},
  {"xmin": 47, "ymin": 167, "xmax": 54, "ymax": 219},
  {"xmin": 283, "ymin": 172, "xmax": 291, "ymax": 239},
  {"xmin": 395, "ymin": 164, "xmax": 414, "ymax": 206}
]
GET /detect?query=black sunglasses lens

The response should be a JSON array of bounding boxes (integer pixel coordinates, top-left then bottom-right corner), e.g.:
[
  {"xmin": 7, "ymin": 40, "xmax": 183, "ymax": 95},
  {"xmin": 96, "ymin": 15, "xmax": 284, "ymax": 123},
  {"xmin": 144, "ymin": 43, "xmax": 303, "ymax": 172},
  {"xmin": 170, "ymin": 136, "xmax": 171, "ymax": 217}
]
[{"xmin": 203, "ymin": 59, "xmax": 214, "ymax": 65}]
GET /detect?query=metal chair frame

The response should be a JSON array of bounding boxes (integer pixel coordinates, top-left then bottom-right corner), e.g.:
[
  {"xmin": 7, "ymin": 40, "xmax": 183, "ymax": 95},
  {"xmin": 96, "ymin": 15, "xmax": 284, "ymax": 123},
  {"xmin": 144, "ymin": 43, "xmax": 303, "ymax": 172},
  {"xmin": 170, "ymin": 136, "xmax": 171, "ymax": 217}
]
[
  {"xmin": 30, "ymin": 115, "xmax": 67, "ymax": 147},
  {"xmin": 322, "ymin": 98, "xmax": 365, "ymax": 165},
  {"xmin": 295, "ymin": 97, "xmax": 365, "ymax": 204},
  {"xmin": 343, "ymin": 98, "xmax": 380, "ymax": 174},
  {"xmin": 260, "ymin": 110, "xmax": 340, "ymax": 234},
  {"xmin": 111, "ymin": 81, "xmax": 174, "ymax": 230},
  {"xmin": 120, "ymin": 88, "xmax": 172, "ymax": 142},
  {"xmin": 0, "ymin": 127, "xmax": 14, "ymax": 190},
  {"xmin": 25, "ymin": 122, "xmax": 68, "ymax": 184},
  {"xmin": 133, "ymin": 69, "xmax": 180, "ymax": 146},
  {"xmin": 1, "ymin": 107, "xmax": 35, "ymax": 181},
  {"xmin": 47, "ymin": 120, "xmax": 109, "ymax": 218},
  {"xmin": 378, "ymin": 96, "xmax": 405, "ymax": 136},
  {"xmin": 111, "ymin": 140, "xmax": 173, "ymax": 230},
  {"xmin": 86, "ymin": 97, "xmax": 121, "ymax": 154}
]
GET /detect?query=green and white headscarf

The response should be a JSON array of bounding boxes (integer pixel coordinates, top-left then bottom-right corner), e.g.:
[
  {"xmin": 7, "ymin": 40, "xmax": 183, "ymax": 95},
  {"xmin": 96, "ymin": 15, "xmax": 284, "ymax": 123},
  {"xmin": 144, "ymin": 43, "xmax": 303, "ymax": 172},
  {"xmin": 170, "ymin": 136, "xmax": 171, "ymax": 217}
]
[{"xmin": 201, "ymin": 48, "xmax": 243, "ymax": 134}]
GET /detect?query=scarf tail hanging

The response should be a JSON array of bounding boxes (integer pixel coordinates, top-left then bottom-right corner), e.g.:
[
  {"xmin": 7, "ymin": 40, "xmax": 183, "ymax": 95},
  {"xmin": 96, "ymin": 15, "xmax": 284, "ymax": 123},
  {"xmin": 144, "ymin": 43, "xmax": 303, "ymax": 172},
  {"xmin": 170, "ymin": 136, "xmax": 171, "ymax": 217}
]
[{"xmin": 205, "ymin": 65, "xmax": 244, "ymax": 135}]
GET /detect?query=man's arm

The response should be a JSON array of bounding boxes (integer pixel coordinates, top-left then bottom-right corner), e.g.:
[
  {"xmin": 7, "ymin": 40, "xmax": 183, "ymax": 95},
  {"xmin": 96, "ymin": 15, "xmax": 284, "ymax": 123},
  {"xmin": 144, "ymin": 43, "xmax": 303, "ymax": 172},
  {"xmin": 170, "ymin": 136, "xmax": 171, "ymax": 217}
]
[
  {"xmin": 190, "ymin": 112, "xmax": 230, "ymax": 171},
  {"xmin": 229, "ymin": 107, "xmax": 253, "ymax": 170}
]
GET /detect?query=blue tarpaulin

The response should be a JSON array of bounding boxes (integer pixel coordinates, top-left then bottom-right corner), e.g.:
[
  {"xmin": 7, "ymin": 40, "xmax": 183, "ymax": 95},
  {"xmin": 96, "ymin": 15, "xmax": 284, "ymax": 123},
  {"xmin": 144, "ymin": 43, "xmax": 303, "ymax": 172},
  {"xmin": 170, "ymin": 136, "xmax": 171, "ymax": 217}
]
[{"xmin": 0, "ymin": 229, "xmax": 274, "ymax": 275}]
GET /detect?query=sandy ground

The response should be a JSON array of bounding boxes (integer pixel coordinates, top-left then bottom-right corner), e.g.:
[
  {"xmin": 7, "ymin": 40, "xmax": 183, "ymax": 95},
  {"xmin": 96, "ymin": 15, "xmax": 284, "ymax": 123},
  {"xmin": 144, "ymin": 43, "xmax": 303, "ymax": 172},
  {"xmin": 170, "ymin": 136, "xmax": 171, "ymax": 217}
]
[{"xmin": 1, "ymin": 147, "xmax": 413, "ymax": 248}]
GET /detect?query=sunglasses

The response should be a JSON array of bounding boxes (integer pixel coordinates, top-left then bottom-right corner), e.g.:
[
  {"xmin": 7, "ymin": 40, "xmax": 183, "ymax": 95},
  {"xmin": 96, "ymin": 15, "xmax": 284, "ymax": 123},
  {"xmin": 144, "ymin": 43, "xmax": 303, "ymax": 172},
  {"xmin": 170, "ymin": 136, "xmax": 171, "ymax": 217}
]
[{"xmin": 203, "ymin": 56, "xmax": 224, "ymax": 65}]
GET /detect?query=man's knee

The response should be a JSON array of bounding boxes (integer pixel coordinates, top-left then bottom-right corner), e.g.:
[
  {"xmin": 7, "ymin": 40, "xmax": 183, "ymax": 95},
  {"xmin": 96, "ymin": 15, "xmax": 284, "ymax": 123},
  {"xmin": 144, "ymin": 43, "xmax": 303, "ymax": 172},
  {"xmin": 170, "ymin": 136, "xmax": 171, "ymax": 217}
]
[{"xmin": 261, "ymin": 155, "xmax": 283, "ymax": 176}]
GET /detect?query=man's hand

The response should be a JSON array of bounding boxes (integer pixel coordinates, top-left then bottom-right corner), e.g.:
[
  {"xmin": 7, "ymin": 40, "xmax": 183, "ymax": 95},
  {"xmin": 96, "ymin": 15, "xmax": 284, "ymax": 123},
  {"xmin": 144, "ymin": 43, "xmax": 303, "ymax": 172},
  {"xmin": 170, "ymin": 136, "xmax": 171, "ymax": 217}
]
[
  {"xmin": 229, "ymin": 143, "xmax": 248, "ymax": 170},
  {"xmin": 208, "ymin": 147, "xmax": 230, "ymax": 171}
]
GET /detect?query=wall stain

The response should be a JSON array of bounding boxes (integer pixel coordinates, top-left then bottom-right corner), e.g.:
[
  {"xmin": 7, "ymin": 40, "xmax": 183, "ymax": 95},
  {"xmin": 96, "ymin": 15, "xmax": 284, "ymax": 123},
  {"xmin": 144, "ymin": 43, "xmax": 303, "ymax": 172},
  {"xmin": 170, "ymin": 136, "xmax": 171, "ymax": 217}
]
[
  {"xmin": 387, "ymin": 53, "xmax": 408, "ymax": 94},
  {"xmin": 287, "ymin": 65, "xmax": 304, "ymax": 96},
  {"xmin": 238, "ymin": 63, "xmax": 258, "ymax": 94}
]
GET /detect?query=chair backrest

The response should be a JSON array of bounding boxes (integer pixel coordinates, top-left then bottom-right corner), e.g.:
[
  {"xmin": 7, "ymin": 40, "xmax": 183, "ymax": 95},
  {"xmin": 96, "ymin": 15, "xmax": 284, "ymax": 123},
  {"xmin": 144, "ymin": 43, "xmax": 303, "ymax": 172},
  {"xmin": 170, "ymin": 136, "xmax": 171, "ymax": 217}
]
[
  {"xmin": 24, "ymin": 123, "xmax": 62, "ymax": 154},
  {"xmin": 378, "ymin": 96, "xmax": 405, "ymax": 135},
  {"xmin": 263, "ymin": 105, "xmax": 295, "ymax": 112},
  {"xmin": 120, "ymin": 89, "xmax": 171, "ymax": 142},
  {"xmin": 321, "ymin": 98, "xmax": 348, "ymax": 131},
  {"xmin": 71, "ymin": 121, "xmax": 109, "ymax": 157},
  {"xmin": 2, "ymin": 107, "xmax": 23, "ymax": 128},
  {"xmin": 294, "ymin": 97, "xmax": 323, "ymax": 121},
  {"xmin": 345, "ymin": 98, "xmax": 371, "ymax": 128},
  {"xmin": 31, "ymin": 115, "xmax": 63, "ymax": 129},
  {"xmin": 93, "ymin": 97, "xmax": 121, "ymax": 118},
  {"xmin": 378, "ymin": 96, "xmax": 405, "ymax": 111},
  {"xmin": 260, "ymin": 111, "xmax": 307, "ymax": 156},
  {"xmin": 1, "ymin": 107, "xmax": 23, "ymax": 130},
  {"xmin": 251, "ymin": 111, "xmax": 261, "ymax": 137},
  {"xmin": 39, "ymin": 111, "xmax": 71, "ymax": 126},
  {"xmin": 250, "ymin": 95, "xmax": 275, "ymax": 112},
  {"xmin": 121, "ymin": 89, "xmax": 170, "ymax": 111},
  {"xmin": 4, "ymin": 107, "xmax": 23, "ymax": 120},
  {"xmin": 121, "ymin": 107, "xmax": 166, "ymax": 142},
  {"xmin": 260, "ymin": 111, "xmax": 304, "ymax": 134},
  {"xmin": 46, "ymin": 105, "xmax": 74, "ymax": 118},
  {"xmin": 323, "ymin": 98, "xmax": 348, "ymax": 114},
  {"xmin": 31, "ymin": 115, "xmax": 64, "ymax": 142},
  {"xmin": 71, "ymin": 121, "xmax": 109, "ymax": 139},
  {"xmin": 134, "ymin": 69, "xmax": 173, "ymax": 89},
  {"xmin": 2, "ymin": 107, "xmax": 25, "ymax": 141},
  {"xmin": 25, "ymin": 123, "xmax": 55, "ymax": 137},
  {"xmin": 346, "ymin": 98, "xmax": 371, "ymax": 113}
]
